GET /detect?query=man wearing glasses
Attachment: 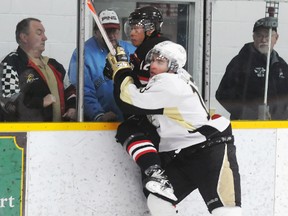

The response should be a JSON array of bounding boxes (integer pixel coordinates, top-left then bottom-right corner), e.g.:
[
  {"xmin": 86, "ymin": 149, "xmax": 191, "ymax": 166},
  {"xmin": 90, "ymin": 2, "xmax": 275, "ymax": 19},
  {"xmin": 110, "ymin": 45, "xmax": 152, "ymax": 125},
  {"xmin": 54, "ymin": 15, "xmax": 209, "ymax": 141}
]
[{"xmin": 216, "ymin": 17, "xmax": 288, "ymax": 120}]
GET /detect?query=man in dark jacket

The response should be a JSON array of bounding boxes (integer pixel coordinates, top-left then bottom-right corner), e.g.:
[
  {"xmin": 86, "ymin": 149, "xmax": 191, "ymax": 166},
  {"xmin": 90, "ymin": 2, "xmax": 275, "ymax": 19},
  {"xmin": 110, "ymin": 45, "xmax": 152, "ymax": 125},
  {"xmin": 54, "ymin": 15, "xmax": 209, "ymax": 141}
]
[
  {"xmin": 0, "ymin": 17, "xmax": 76, "ymax": 122},
  {"xmin": 216, "ymin": 17, "xmax": 288, "ymax": 120}
]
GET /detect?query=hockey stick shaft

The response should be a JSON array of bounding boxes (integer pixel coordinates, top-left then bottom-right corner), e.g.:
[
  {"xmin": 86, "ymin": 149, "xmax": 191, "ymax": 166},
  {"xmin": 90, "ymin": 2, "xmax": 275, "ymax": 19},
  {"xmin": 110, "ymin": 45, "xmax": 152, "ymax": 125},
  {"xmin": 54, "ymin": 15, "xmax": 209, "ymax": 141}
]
[
  {"xmin": 86, "ymin": 0, "xmax": 116, "ymax": 55},
  {"xmin": 258, "ymin": 1, "xmax": 279, "ymax": 119},
  {"xmin": 263, "ymin": 1, "xmax": 279, "ymax": 105}
]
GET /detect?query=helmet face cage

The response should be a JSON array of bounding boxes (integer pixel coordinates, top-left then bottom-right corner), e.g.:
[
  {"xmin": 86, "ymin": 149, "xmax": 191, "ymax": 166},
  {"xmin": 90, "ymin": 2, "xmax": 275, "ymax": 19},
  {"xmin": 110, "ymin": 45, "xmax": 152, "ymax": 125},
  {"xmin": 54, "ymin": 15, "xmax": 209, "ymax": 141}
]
[
  {"xmin": 146, "ymin": 49, "xmax": 179, "ymax": 73},
  {"xmin": 146, "ymin": 41, "xmax": 187, "ymax": 73},
  {"xmin": 136, "ymin": 19, "xmax": 155, "ymax": 32}
]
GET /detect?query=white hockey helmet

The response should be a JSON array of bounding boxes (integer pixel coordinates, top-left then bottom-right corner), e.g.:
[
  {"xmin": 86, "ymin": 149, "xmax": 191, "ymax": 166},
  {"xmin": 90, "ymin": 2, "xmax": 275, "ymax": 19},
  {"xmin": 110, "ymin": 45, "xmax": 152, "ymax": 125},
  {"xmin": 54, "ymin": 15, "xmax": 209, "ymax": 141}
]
[{"xmin": 146, "ymin": 41, "xmax": 187, "ymax": 72}]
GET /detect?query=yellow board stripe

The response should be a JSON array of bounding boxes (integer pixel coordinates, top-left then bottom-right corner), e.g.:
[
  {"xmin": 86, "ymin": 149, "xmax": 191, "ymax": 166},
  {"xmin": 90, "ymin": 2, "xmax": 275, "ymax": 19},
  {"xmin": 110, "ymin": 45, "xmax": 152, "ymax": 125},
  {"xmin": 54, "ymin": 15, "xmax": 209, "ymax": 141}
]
[
  {"xmin": 231, "ymin": 121, "xmax": 288, "ymax": 129},
  {"xmin": 0, "ymin": 122, "xmax": 120, "ymax": 132},
  {"xmin": 0, "ymin": 121, "xmax": 288, "ymax": 132}
]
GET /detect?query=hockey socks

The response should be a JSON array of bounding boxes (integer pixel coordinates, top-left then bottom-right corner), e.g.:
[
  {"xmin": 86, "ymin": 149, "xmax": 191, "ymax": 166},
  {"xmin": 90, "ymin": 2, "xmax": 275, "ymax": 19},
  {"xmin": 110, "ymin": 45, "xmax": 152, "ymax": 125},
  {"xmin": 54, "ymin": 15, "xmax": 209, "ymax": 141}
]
[{"xmin": 126, "ymin": 137, "xmax": 161, "ymax": 172}]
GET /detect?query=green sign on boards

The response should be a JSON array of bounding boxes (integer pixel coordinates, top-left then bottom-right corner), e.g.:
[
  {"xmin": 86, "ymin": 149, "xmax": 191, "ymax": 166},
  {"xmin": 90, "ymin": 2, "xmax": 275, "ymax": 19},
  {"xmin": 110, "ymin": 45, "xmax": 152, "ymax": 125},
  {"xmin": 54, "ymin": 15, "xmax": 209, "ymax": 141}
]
[{"xmin": 0, "ymin": 134, "xmax": 26, "ymax": 216}]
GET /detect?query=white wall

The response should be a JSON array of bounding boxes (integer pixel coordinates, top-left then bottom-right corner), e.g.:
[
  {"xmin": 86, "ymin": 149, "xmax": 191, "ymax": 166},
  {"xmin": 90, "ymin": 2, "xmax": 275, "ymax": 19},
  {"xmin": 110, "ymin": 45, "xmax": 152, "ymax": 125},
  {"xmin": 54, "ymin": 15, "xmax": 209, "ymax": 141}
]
[
  {"xmin": 23, "ymin": 128, "xmax": 288, "ymax": 216},
  {"xmin": 0, "ymin": 0, "xmax": 90, "ymax": 70}
]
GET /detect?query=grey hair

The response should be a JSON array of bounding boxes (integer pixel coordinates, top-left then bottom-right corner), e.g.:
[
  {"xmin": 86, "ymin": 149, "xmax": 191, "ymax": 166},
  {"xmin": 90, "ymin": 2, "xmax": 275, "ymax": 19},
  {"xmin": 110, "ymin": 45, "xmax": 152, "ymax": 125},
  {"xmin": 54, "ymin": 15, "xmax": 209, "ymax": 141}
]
[{"xmin": 15, "ymin": 17, "xmax": 41, "ymax": 44}]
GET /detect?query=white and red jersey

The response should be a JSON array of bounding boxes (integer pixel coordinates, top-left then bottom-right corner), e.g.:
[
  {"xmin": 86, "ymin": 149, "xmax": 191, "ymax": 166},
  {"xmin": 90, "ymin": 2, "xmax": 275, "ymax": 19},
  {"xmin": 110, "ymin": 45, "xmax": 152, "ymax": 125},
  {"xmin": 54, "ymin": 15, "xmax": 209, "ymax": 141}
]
[{"xmin": 114, "ymin": 69, "xmax": 231, "ymax": 152}]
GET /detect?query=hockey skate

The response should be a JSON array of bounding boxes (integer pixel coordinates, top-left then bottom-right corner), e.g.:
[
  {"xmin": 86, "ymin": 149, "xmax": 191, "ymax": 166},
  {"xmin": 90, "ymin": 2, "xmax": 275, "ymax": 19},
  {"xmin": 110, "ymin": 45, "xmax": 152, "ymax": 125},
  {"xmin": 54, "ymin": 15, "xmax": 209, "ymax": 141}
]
[{"xmin": 143, "ymin": 165, "xmax": 177, "ymax": 201}]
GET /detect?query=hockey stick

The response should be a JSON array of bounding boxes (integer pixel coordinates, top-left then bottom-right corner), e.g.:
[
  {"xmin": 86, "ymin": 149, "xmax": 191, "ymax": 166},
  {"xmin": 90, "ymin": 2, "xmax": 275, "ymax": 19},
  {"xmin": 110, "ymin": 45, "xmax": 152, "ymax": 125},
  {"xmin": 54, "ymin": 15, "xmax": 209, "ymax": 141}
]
[
  {"xmin": 86, "ymin": 0, "xmax": 116, "ymax": 55},
  {"xmin": 258, "ymin": 1, "xmax": 279, "ymax": 120}
]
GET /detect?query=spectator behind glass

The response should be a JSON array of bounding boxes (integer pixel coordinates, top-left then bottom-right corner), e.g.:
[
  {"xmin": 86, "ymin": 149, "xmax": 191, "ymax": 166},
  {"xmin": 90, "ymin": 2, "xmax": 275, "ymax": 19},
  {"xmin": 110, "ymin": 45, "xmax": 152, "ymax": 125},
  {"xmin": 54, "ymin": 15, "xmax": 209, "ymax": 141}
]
[
  {"xmin": 68, "ymin": 9, "xmax": 135, "ymax": 122},
  {"xmin": 0, "ymin": 18, "xmax": 76, "ymax": 122},
  {"xmin": 216, "ymin": 17, "xmax": 288, "ymax": 120}
]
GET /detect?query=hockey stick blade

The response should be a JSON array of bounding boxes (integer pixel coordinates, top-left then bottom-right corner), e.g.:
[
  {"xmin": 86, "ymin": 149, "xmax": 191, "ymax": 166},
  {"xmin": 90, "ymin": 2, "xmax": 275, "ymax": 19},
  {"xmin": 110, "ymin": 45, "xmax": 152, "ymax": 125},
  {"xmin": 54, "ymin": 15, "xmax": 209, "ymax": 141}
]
[{"xmin": 86, "ymin": 0, "xmax": 116, "ymax": 55}]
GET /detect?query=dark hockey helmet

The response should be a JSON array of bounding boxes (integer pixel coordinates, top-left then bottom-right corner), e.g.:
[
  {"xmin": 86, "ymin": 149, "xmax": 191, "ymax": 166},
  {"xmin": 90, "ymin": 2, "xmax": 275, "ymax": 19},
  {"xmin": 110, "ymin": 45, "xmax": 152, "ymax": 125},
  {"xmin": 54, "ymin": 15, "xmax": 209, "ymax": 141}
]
[{"xmin": 126, "ymin": 6, "xmax": 163, "ymax": 34}]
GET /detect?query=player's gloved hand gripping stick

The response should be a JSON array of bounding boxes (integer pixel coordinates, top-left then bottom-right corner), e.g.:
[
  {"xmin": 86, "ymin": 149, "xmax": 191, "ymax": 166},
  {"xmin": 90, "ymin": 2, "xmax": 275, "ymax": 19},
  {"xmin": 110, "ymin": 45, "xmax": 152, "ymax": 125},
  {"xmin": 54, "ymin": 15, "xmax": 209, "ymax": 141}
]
[
  {"xmin": 86, "ymin": 0, "xmax": 131, "ymax": 79},
  {"xmin": 106, "ymin": 46, "xmax": 132, "ymax": 80}
]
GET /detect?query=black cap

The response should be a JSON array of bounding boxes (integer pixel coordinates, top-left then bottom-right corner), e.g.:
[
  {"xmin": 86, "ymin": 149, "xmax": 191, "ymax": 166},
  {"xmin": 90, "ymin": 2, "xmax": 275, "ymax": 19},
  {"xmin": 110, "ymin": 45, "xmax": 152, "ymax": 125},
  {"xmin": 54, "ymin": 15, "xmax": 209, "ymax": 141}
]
[{"xmin": 253, "ymin": 17, "xmax": 277, "ymax": 32}]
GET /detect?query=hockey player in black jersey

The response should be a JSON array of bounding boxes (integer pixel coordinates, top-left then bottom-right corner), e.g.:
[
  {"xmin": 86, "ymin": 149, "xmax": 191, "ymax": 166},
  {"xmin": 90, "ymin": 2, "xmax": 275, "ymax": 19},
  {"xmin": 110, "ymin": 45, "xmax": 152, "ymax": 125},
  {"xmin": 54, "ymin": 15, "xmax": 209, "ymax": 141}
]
[
  {"xmin": 106, "ymin": 41, "xmax": 242, "ymax": 216},
  {"xmin": 123, "ymin": 6, "xmax": 169, "ymax": 87},
  {"xmin": 104, "ymin": 6, "xmax": 177, "ymax": 202}
]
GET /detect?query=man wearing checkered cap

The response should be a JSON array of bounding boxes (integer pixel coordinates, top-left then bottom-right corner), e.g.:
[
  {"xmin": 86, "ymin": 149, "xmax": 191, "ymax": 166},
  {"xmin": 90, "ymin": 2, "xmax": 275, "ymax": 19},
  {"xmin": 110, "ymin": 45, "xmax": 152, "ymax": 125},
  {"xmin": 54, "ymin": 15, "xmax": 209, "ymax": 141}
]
[
  {"xmin": 68, "ymin": 9, "xmax": 135, "ymax": 122},
  {"xmin": 0, "ymin": 17, "xmax": 77, "ymax": 121}
]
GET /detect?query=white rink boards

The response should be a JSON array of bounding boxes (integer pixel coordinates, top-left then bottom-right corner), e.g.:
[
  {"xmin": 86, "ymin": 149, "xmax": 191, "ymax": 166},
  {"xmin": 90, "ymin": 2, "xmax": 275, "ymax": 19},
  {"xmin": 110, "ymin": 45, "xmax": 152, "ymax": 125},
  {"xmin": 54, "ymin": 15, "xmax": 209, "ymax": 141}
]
[{"xmin": 1, "ymin": 122, "xmax": 284, "ymax": 216}]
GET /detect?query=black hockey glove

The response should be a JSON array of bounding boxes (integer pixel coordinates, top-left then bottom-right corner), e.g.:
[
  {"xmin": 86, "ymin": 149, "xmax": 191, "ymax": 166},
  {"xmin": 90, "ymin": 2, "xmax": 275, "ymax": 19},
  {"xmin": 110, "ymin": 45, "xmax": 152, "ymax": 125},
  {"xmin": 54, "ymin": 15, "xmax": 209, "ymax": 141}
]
[
  {"xmin": 103, "ymin": 60, "xmax": 113, "ymax": 80},
  {"xmin": 105, "ymin": 46, "xmax": 132, "ymax": 80}
]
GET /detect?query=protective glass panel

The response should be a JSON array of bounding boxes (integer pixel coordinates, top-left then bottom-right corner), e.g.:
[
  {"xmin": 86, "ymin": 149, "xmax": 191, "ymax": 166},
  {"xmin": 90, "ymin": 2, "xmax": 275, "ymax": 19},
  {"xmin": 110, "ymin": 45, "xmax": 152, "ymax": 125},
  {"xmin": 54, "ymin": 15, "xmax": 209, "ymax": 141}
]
[{"xmin": 210, "ymin": 1, "xmax": 288, "ymax": 121}]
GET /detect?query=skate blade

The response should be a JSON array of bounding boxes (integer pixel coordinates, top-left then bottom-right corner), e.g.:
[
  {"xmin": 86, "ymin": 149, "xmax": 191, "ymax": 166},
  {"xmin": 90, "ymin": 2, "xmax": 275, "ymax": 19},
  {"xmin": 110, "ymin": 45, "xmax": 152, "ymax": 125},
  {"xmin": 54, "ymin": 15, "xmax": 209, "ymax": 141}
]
[{"xmin": 145, "ymin": 182, "xmax": 178, "ymax": 201}]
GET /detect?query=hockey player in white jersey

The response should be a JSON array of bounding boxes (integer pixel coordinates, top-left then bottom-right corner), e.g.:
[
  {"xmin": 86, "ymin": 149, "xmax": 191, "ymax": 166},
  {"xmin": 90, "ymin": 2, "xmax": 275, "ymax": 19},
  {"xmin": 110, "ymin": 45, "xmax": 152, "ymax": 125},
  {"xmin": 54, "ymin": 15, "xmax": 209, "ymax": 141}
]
[{"xmin": 107, "ymin": 41, "xmax": 242, "ymax": 216}]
